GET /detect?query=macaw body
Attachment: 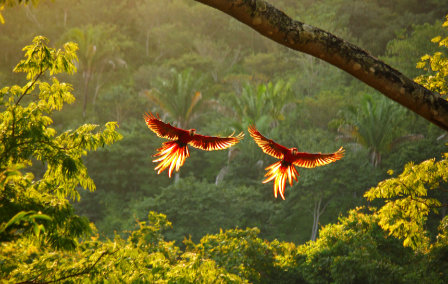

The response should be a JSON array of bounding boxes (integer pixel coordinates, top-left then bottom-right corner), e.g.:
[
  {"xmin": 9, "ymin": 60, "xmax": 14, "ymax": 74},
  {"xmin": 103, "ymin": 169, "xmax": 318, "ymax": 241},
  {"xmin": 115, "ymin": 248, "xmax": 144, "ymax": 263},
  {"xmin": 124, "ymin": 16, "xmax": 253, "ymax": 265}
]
[
  {"xmin": 145, "ymin": 113, "xmax": 244, "ymax": 177},
  {"xmin": 249, "ymin": 125, "xmax": 344, "ymax": 199}
]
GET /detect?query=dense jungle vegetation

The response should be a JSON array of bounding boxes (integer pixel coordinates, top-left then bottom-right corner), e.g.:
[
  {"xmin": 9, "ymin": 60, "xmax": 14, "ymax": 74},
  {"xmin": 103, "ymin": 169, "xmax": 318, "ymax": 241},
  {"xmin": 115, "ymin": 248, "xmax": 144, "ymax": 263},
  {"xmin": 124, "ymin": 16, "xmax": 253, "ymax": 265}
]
[{"xmin": 1, "ymin": 0, "xmax": 448, "ymax": 282}]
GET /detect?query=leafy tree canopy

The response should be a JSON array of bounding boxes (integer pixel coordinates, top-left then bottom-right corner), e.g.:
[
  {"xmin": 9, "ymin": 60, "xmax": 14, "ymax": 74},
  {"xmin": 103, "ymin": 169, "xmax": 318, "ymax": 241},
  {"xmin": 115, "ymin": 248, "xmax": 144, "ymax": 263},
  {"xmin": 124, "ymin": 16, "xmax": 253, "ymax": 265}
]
[
  {"xmin": 0, "ymin": 36, "xmax": 122, "ymax": 249},
  {"xmin": 416, "ymin": 15, "xmax": 448, "ymax": 99},
  {"xmin": 365, "ymin": 152, "xmax": 448, "ymax": 250}
]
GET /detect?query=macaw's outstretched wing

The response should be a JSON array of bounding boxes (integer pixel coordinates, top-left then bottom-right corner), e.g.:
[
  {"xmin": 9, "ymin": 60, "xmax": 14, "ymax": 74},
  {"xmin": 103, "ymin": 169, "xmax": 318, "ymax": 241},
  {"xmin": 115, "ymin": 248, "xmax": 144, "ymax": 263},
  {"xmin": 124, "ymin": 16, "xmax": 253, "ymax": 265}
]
[
  {"xmin": 248, "ymin": 125, "xmax": 289, "ymax": 160},
  {"xmin": 144, "ymin": 112, "xmax": 188, "ymax": 140},
  {"xmin": 292, "ymin": 147, "xmax": 345, "ymax": 168},
  {"xmin": 189, "ymin": 132, "xmax": 244, "ymax": 151}
]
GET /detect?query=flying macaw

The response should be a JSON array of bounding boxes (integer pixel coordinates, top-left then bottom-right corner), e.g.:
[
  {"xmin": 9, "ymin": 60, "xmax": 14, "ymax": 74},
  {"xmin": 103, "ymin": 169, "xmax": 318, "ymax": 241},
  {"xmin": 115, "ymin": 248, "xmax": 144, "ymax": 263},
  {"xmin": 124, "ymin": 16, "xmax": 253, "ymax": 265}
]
[
  {"xmin": 248, "ymin": 125, "xmax": 344, "ymax": 200},
  {"xmin": 145, "ymin": 112, "xmax": 244, "ymax": 177}
]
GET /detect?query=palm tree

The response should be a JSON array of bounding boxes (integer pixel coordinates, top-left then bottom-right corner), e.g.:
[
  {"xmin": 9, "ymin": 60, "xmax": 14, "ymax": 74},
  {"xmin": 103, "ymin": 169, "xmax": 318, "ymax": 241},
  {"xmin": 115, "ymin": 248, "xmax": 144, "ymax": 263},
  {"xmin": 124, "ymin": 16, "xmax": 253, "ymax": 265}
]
[
  {"xmin": 214, "ymin": 79, "xmax": 295, "ymax": 184},
  {"xmin": 143, "ymin": 68, "xmax": 208, "ymax": 129},
  {"xmin": 62, "ymin": 24, "xmax": 130, "ymax": 118},
  {"xmin": 339, "ymin": 94, "xmax": 420, "ymax": 167},
  {"xmin": 222, "ymin": 78, "xmax": 295, "ymax": 130},
  {"xmin": 143, "ymin": 68, "xmax": 209, "ymax": 182}
]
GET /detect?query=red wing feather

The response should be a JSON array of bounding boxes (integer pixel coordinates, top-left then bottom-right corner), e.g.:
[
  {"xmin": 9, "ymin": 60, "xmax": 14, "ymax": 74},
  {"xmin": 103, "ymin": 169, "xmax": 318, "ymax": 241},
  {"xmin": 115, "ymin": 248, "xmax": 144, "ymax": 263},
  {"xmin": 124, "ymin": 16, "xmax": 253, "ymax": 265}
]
[
  {"xmin": 263, "ymin": 161, "xmax": 299, "ymax": 200},
  {"xmin": 292, "ymin": 147, "xmax": 345, "ymax": 168},
  {"xmin": 144, "ymin": 112, "xmax": 188, "ymax": 140},
  {"xmin": 248, "ymin": 125, "xmax": 289, "ymax": 160},
  {"xmin": 189, "ymin": 132, "xmax": 244, "ymax": 151},
  {"xmin": 153, "ymin": 141, "xmax": 189, "ymax": 178}
]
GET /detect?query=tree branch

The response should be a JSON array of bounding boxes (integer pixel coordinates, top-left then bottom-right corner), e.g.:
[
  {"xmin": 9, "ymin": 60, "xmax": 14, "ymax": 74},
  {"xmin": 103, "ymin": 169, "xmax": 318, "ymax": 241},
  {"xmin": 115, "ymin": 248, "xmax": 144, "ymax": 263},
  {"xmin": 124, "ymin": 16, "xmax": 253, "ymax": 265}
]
[
  {"xmin": 319, "ymin": 199, "xmax": 330, "ymax": 216},
  {"xmin": 15, "ymin": 66, "xmax": 48, "ymax": 106},
  {"xmin": 19, "ymin": 249, "xmax": 118, "ymax": 284},
  {"xmin": 194, "ymin": 0, "xmax": 448, "ymax": 131}
]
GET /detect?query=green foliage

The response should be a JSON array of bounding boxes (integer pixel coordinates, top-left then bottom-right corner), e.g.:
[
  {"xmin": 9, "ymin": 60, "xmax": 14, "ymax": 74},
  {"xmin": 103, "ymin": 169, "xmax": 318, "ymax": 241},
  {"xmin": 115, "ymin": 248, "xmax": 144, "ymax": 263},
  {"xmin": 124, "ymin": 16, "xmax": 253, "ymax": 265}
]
[
  {"xmin": 220, "ymin": 79, "xmax": 295, "ymax": 130},
  {"xmin": 61, "ymin": 24, "xmax": 132, "ymax": 118},
  {"xmin": 0, "ymin": 36, "xmax": 122, "ymax": 249},
  {"xmin": 0, "ymin": 210, "xmax": 51, "ymax": 239},
  {"xmin": 365, "ymin": 153, "xmax": 448, "ymax": 250},
  {"xmin": 339, "ymin": 94, "xmax": 406, "ymax": 167},
  {"xmin": 134, "ymin": 177, "xmax": 275, "ymax": 243},
  {"xmin": 5, "ymin": 208, "xmax": 448, "ymax": 283},
  {"xmin": 270, "ymin": 135, "xmax": 374, "ymax": 243},
  {"xmin": 144, "ymin": 68, "xmax": 209, "ymax": 128},
  {"xmin": 1, "ymin": 3, "xmax": 448, "ymax": 283},
  {"xmin": 424, "ymin": 216, "xmax": 448, "ymax": 283},
  {"xmin": 415, "ymin": 15, "xmax": 448, "ymax": 98},
  {"xmin": 75, "ymin": 119, "xmax": 170, "ymax": 236},
  {"xmin": 385, "ymin": 21, "xmax": 447, "ymax": 78},
  {"xmin": 296, "ymin": 209, "xmax": 421, "ymax": 284},
  {"xmin": 15, "ymin": 36, "xmax": 78, "ymax": 79},
  {"xmin": 196, "ymin": 227, "xmax": 293, "ymax": 283},
  {"xmin": 1, "ymin": 4, "xmax": 445, "ymax": 249},
  {"xmin": 94, "ymin": 84, "xmax": 146, "ymax": 124},
  {"xmin": 2, "ymin": 212, "xmax": 245, "ymax": 283},
  {"xmin": 0, "ymin": 0, "xmax": 39, "ymax": 5},
  {"xmin": 304, "ymin": 0, "xmax": 448, "ymax": 56},
  {"xmin": 129, "ymin": 211, "xmax": 175, "ymax": 255},
  {"xmin": 0, "ymin": 0, "xmax": 39, "ymax": 24},
  {"xmin": 298, "ymin": 89, "xmax": 347, "ymax": 129}
]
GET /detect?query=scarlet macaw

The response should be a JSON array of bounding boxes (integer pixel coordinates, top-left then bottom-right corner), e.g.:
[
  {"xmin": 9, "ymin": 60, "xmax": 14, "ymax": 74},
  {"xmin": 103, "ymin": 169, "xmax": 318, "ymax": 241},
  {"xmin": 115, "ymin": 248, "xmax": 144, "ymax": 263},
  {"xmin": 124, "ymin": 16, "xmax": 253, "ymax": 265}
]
[
  {"xmin": 249, "ymin": 125, "xmax": 344, "ymax": 199},
  {"xmin": 145, "ymin": 112, "xmax": 244, "ymax": 177}
]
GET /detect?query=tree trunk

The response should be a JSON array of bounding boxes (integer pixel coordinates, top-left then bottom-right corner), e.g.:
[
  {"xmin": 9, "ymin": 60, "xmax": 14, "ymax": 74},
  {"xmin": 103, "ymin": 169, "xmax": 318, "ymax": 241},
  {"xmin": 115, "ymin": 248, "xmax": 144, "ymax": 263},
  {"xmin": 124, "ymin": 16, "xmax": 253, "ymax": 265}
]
[
  {"xmin": 215, "ymin": 165, "xmax": 228, "ymax": 185},
  {"xmin": 82, "ymin": 70, "xmax": 91, "ymax": 119},
  {"xmin": 194, "ymin": 0, "xmax": 448, "ymax": 131},
  {"xmin": 174, "ymin": 172, "xmax": 180, "ymax": 183},
  {"xmin": 146, "ymin": 30, "xmax": 150, "ymax": 57},
  {"xmin": 92, "ymin": 80, "xmax": 103, "ymax": 107},
  {"xmin": 310, "ymin": 198, "xmax": 321, "ymax": 241},
  {"xmin": 310, "ymin": 197, "xmax": 329, "ymax": 241}
]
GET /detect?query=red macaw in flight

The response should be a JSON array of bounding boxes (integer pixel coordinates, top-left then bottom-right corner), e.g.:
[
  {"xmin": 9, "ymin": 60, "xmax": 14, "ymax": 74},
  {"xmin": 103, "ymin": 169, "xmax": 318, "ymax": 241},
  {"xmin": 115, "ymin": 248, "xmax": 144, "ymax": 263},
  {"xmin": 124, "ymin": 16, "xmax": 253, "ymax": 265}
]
[
  {"xmin": 248, "ymin": 125, "xmax": 344, "ymax": 200},
  {"xmin": 145, "ymin": 112, "xmax": 244, "ymax": 177}
]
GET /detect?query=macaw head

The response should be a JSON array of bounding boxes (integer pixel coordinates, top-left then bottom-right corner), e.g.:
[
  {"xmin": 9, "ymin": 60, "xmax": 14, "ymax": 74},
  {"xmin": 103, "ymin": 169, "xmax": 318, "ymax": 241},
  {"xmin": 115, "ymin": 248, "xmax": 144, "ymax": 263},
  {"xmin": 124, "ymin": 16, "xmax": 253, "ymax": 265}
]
[
  {"xmin": 290, "ymin": 147, "xmax": 298, "ymax": 155},
  {"xmin": 188, "ymin": 129, "xmax": 196, "ymax": 136}
]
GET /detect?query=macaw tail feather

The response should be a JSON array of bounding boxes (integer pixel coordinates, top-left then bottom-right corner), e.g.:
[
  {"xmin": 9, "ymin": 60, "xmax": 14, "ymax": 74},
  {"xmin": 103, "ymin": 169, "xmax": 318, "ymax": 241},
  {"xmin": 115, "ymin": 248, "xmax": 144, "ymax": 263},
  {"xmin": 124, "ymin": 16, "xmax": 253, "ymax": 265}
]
[
  {"xmin": 262, "ymin": 161, "xmax": 299, "ymax": 200},
  {"xmin": 153, "ymin": 141, "xmax": 189, "ymax": 178}
]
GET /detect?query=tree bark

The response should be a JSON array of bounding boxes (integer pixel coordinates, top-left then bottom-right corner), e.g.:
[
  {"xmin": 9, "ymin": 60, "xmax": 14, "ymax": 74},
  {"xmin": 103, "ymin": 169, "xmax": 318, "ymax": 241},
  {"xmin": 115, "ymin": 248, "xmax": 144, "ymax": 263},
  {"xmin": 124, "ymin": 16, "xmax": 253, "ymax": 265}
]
[
  {"xmin": 194, "ymin": 0, "xmax": 448, "ymax": 131},
  {"xmin": 311, "ymin": 198, "xmax": 321, "ymax": 242},
  {"xmin": 310, "ymin": 197, "xmax": 329, "ymax": 241},
  {"xmin": 82, "ymin": 70, "xmax": 91, "ymax": 119}
]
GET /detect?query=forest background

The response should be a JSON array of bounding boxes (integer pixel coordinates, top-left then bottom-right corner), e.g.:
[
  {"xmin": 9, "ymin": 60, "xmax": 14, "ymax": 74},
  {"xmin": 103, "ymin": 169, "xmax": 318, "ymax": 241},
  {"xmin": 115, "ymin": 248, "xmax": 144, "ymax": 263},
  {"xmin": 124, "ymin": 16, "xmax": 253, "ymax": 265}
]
[{"xmin": 1, "ymin": 0, "xmax": 448, "ymax": 282}]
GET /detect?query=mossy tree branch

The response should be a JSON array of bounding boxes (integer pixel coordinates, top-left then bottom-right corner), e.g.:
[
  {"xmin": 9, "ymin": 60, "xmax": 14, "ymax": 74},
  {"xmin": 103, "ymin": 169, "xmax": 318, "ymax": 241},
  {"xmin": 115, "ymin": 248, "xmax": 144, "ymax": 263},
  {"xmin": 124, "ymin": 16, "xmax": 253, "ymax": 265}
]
[{"xmin": 194, "ymin": 0, "xmax": 448, "ymax": 131}]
